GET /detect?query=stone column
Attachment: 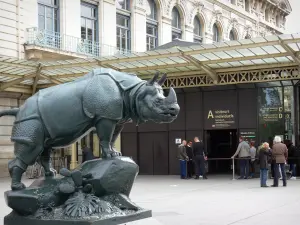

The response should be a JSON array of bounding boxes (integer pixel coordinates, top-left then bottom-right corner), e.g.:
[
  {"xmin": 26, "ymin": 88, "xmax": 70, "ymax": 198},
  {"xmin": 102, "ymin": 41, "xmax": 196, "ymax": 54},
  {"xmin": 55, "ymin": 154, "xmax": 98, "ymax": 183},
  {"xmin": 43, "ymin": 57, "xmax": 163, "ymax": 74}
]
[
  {"xmin": 185, "ymin": 25, "xmax": 194, "ymax": 42},
  {"xmin": 100, "ymin": 0, "xmax": 117, "ymax": 55},
  {"xmin": 131, "ymin": 5, "xmax": 146, "ymax": 52},
  {"xmin": 161, "ymin": 16, "xmax": 172, "ymax": 45},
  {"xmin": 70, "ymin": 143, "xmax": 78, "ymax": 170}
]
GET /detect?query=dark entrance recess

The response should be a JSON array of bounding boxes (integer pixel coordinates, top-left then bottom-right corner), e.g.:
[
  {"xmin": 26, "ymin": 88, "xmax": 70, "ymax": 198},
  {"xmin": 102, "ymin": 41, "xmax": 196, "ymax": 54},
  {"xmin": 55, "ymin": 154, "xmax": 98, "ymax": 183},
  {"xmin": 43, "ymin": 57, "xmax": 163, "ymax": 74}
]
[
  {"xmin": 138, "ymin": 132, "xmax": 169, "ymax": 175},
  {"xmin": 206, "ymin": 129, "xmax": 238, "ymax": 174}
]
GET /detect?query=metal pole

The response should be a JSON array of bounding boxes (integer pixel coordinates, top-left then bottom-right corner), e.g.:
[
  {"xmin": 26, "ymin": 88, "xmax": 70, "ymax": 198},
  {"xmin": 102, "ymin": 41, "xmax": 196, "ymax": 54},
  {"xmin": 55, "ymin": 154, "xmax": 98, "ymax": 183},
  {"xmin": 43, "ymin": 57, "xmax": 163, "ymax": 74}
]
[{"xmin": 232, "ymin": 158, "xmax": 236, "ymax": 180}]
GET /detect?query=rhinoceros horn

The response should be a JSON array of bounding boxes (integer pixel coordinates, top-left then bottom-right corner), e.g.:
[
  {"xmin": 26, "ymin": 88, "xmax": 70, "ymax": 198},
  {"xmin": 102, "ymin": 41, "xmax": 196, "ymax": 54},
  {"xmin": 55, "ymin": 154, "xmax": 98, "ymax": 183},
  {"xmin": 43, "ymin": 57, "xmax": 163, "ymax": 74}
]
[
  {"xmin": 147, "ymin": 72, "xmax": 159, "ymax": 85},
  {"xmin": 165, "ymin": 87, "xmax": 177, "ymax": 103},
  {"xmin": 157, "ymin": 73, "xmax": 167, "ymax": 86}
]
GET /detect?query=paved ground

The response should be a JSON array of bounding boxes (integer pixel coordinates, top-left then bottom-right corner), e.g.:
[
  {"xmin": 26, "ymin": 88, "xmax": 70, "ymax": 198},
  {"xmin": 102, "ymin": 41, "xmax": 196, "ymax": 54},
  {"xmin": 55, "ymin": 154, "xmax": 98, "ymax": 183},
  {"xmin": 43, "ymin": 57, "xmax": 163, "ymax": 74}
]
[{"xmin": 1, "ymin": 175, "xmax": 300, "ymax": 225}]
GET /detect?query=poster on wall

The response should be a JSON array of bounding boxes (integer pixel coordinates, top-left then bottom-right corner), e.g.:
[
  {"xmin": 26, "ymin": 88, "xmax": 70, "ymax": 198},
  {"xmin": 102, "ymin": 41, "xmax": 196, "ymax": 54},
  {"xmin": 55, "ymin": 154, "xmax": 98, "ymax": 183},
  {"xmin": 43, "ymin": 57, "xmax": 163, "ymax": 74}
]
[
  {"xmin": 204, "ymin": 91, "xmax": 237, "ymax": 129},
  {"xmin": 175, "ymin": 138, "xmax": 181, "ymax": 144}
]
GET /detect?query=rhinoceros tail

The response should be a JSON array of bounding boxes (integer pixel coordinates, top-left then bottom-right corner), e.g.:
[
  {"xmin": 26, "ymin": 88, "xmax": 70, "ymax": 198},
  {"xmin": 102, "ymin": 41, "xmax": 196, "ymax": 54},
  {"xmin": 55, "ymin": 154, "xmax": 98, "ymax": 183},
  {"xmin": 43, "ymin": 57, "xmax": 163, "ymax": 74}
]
[{"xmin": 0, "ymin": 108, "xmax": 19, "ymax": 117}]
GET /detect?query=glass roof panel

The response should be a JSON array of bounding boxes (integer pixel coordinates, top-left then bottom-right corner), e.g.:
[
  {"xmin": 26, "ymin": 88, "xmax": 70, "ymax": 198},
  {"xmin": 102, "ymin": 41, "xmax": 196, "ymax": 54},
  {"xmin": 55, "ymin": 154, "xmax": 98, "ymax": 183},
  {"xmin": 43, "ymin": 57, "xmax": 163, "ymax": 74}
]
[
  {"xmin": 207, "ymin": 64, "xmax": 221, "ymax": 69},
  {"xmin": 248, "ymin": 47, "xmax": 267, "ymax": 55},
  {"xmin": 213, "ymin": 51, "xmax": 232, "ymax": 59},
  {"xmin": 265, "ymin": 35, "xmax": 279, "ymax": 41},
  {"xmin": 239, "ymin": 60, "xmax": 254, "ymax": 65},
  {"xmin": 273, "ymin": 45, "xmax": 287, "ymax": 53},
  {"xmin": 217, "ymin": 62, "xmax": 231, "ymax": 67},
  {"xmin": 169, "ymin": 57, "xmax": 187, "ymax": 63},
  {"xmin": 256, "ymin": 81, "xmax": 282, "ymax": 87},
  {"xmin": 274, "ymin": 57, "xmax": 292, "ymax": 63},
  {"xmin": 226, "ymin": 40, "xmax": 241, "ymax": 46},
  {"xmin": 263, "ymin": 58, "xmax": 278, "ymax": 63},
  {"xmin": 251, "ymin": 59, "xmax": 266, "ymax": 64},
  {"xmin": 261, "ymin": 46, "xmax": 280, "ymax": 54},
  {"xmin": 201, "ymin": 53, "xmax": 220, "ymax": 60},
  {"xmin": 238, "ymin": 39, "xmax": 253, "ymax": 44},
  {"xmin": 224, "ymin": 50, "xmax": 243, "ymax": 57},
  {"xmin": 279, "ymin": 34, "xmax": 293, "ymax": 41},
  {"xmin": 291, "ymin": 33, "xmax": 300, "ymax": 39},
  {"xmin": 192, "ymin": 54, "xmax": 210, "ymax": 61},
  {"xmin": 228, "ymin": 61, "xmax": 243, "ymax": 67},
  {"xmin": 251, "ymin": 37, "xmax": 267, "ymax": 43},
  {"xmin": 287, "ymin": 43, "xmax": 299, "ymax": 51}
]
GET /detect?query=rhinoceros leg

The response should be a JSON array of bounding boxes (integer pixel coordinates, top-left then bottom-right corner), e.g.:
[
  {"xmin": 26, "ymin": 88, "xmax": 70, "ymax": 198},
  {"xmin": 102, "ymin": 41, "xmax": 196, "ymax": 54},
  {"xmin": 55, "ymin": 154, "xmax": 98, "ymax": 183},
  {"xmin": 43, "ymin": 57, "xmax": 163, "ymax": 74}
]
[
  {"xmin": 40, "ymin": 148, "xmax": 54, "ymax": 177},
  {"xmin": 9, "ymin": 119, "xmax": 45, "ymax": 190},
  {"xmin": 110, "ymin": 124, "xmax": 124, "ymax": 156},
  {"xmin": 95, "ymin": 119, "xmax": 117, "ymax": 158}
]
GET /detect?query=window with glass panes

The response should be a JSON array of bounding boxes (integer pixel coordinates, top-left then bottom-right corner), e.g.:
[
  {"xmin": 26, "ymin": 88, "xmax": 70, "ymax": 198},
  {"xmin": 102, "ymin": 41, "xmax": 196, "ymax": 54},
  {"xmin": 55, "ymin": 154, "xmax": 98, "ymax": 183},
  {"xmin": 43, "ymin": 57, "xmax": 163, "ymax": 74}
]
[
  {"xmin": 193, "ymin": 17, "xmax": 202, "ymax": 43},
  {"xmin": 229, "ymin": 30, "xmax": 237, "ymax": 41},
  {"xmin": 171, "ymin": 7, "xmax": 181, "ymax": 40},
  {"xmin": 116, "ymin": 0, "xmax": 129, "ymax": 10},
  {"xmin": 117, "ymin": 14, "xmax": 130, "ymax": 51},
  {"xmin": 213, "ymin": 23, "xmax": 220, "ymax": 42},
  {"xmin": 38, "ymin": 0, "xmax": 59, "ymax": 32},
  {"xmin": 81, "ymin": 3, "xmax": 97, "ymax": 43},
  {"xmin": 146, "ymin": 0, "xmax": 158, "ymax": 50}
]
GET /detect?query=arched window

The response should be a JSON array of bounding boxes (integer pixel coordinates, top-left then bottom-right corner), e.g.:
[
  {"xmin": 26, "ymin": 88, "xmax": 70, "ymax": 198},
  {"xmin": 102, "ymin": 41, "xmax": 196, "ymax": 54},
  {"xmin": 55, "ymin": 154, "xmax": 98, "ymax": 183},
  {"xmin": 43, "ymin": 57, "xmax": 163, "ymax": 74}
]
[
  {"xmin": 171, "ymin": 7, "xmax": 182, "ymax": 40},
  {"xmin": 245, "ymin": 0, "xmax": 250, "ymax": 12},
  {"xmin": 146, "ymin": 0, "xmax": 158, "ymax": 50},
  {"xmin": 265, "ymin": 9, "xmax": 269, "ymax": 22},
  {"xmin": 193, "ymin": 17, "xmax": 203, "ymax": 43},
  {"xmin": 116, "ymin": 0, "xmax": 131, "ymax": 52},
  {"xmin": 213, "ymin": 23, "xmax": 221, "ymax": 42},
  {"xmin": 229, "ymin": 29, "xmax": 237, "ymax": 41},
  {"xmin": 231, "ymin": 0, "xmax": 236, "ymax": 5},
  {"xmin": 276, "ymin": 15, "xmax": 281, "ymax": 27}
]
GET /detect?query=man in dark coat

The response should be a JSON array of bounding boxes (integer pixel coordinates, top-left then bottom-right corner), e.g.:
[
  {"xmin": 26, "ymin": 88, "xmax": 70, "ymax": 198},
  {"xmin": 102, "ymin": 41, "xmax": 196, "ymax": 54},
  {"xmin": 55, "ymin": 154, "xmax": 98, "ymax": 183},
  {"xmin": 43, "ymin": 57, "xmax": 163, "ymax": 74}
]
[
  {"xmin": 82, "ymin": 145, "xmax": 95, "ymax": 163},
  {"xmin": 286, "ymin": 140, "xmax": 297, "ymax": 179},
  {"xmin": 186, "ymin": 140, "xmax": 194, "ymax": 178}
]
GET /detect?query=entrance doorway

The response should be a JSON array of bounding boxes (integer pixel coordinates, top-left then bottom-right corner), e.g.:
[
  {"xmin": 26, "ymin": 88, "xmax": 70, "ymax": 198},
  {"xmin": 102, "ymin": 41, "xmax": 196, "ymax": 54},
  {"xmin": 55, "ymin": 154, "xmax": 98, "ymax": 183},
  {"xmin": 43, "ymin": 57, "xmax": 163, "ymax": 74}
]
[{"xmin": 205, "ymin": 129, "xmax": 237, "ymax": 174}]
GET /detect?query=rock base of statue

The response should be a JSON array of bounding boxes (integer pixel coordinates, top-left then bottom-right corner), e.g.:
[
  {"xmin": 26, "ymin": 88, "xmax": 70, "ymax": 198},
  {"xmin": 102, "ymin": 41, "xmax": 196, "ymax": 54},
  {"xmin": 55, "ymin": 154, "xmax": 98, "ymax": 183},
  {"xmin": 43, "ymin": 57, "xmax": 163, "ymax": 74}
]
[{"xmin": 4, "ymin": 157, "xmax": 151, "ymax": 225}]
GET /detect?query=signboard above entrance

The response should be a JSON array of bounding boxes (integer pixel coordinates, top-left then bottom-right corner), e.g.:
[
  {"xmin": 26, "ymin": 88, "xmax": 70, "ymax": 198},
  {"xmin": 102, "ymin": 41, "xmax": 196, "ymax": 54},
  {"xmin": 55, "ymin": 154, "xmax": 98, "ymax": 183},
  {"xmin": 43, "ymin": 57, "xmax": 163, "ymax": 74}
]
[{"xmin": 204, "ymin": 91, "xmax": 237, "ymax": 130}]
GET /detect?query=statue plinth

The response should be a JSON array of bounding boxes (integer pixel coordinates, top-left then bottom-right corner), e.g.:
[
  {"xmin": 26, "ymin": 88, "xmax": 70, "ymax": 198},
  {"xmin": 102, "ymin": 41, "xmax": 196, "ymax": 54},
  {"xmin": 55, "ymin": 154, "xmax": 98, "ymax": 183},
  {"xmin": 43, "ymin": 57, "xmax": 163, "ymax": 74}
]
[{"xmin": 4, "ymin": 157, "xmax": 152, "ymax": 225}]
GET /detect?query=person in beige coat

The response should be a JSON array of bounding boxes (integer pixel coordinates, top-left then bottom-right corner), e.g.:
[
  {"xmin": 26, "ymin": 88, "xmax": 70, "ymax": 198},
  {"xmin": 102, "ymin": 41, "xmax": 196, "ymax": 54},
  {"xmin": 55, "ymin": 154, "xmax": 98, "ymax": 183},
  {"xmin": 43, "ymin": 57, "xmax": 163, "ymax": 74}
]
[{"xmin": 271, "ymin": 136, "xmax": 288, "ymax": 187}]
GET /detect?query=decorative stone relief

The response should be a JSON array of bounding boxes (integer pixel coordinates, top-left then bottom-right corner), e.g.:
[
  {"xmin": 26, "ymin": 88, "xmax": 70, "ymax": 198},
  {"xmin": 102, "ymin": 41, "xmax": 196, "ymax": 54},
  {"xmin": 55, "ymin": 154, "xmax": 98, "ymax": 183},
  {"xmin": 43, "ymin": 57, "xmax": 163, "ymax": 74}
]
[
  {"xmin": 226, "ymin": 18, "xmax": 239, "ymax": 38},
  {"xmin": 165, "ymin": 0, "xmax": 188, "ymax": 17},
  {"xmin": 209, "ymin": 10, "xmax": 223, "ymax": 33},
  {"xmin": 188, "ymin": 0, "xmax": 205, "ymax": 25}
]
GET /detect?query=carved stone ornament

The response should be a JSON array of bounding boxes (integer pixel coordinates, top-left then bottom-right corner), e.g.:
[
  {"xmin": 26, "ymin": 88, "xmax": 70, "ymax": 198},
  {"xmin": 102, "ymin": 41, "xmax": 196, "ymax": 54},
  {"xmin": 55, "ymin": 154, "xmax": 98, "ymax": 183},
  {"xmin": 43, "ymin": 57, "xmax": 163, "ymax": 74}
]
[{"xmin": 189, "ymin": 0, "xmax": 205, "ymax": 24}]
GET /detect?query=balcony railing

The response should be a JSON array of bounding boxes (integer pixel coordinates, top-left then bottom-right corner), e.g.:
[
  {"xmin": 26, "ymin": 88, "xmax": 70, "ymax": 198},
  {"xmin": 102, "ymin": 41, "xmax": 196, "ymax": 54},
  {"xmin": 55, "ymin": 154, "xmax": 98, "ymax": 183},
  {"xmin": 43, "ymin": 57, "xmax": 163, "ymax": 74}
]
[{"xmin": 25, "ymin": 27, "xmax": 132, "ymax": 57}]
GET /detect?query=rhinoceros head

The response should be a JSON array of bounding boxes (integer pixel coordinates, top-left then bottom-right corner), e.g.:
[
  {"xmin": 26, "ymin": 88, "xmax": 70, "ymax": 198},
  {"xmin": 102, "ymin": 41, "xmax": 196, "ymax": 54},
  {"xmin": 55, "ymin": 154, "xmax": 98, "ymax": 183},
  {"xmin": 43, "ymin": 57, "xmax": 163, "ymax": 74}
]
[{"xmin": 135, "ymin": 73, "xmax": 180, "ymax": 123}]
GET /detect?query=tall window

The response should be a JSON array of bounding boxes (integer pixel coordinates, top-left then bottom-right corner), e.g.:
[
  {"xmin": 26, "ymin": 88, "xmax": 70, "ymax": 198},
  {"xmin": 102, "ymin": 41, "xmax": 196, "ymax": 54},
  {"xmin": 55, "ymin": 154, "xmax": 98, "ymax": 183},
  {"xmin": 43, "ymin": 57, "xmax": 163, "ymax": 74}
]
[
  {"xmin": 265, "ymin": 9, "xmax": 269, "ymax": 22},
  {"xmin": 171, "ymin": 7, "xmax": 181, "ymax": 40},
  {"xmin": 116, "ymin": 0, "xmax": 130, "ymax": 10},
  {"xmin": 213, "ymin": 23, "xmax": 221, "ymax": 42},
  {"xmin": 117, "ymin": 14, "xmax": 130, "ymax": 51},
  {"xmin": 116, "ymin": 0, "xmax": 131, "ymax": 52},
  {"xmin": 146, "ymin": 0, "xmax": 158, "ymax": 50},
  {"xmin": 38, "ymin": 0, "xmax": 59, "ymax": 32},
  {"xmin": 229, "ymin": 29, "xmax": 237, "ymax": 41},
  {"xmin": 193, "ymin": 17, "xmax": 202, "ymax": 43},
  {"xmin": 81, "ymin": 3, "xmax": 97, "ymax": 43},
  {"xmin": 245, "ymin": 0, "xmax": 250, "ymax": 12}
]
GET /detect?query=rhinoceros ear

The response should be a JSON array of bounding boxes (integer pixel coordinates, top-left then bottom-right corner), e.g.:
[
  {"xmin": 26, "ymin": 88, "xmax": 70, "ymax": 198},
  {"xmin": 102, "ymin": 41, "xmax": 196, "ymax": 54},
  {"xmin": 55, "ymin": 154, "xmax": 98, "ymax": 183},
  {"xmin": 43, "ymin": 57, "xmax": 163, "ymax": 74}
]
[
  {"xmin": 157, "ymin": 73, "xmax": 167, "ymax": 86},
  {"xmin": 147, "ymin": 72, "xmax": 159, "ymax": 85}
]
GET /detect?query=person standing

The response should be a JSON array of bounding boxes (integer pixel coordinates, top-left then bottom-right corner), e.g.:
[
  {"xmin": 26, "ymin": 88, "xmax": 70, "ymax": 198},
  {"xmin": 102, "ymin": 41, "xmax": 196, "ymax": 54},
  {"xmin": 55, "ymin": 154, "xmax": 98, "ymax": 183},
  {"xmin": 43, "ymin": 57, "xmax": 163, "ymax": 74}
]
[
  {"xmin": 286, "ymin": 140, "xmax": 297, "ymax": 180},
  {"xmin": 82, "ymin": 145, "xmax": 95, "ymax": 163},
  {"xmin": 186, "ymin": 140, "xmax": 194, "ymax": 179},
  {"xmin": 271, "ymin": 136, "xmax": 288, "ymax": 187},
  {"xmin": 177, "ymin": 140, "xmax": 188, "ymax": 179},
  {"xmin": 249, "ymin": 141, "xmax": 257, "ymax": 178},
  {"xmin": 193, "ymin": 137, "xmax": 207, "ymax": 180},
  {"xmin": 257, "ymin": 142, "xmax": 271, "ymax": 187},
  {"xmin": 231, "ymin": 137, "xmax": 250, "ymax": 179}
]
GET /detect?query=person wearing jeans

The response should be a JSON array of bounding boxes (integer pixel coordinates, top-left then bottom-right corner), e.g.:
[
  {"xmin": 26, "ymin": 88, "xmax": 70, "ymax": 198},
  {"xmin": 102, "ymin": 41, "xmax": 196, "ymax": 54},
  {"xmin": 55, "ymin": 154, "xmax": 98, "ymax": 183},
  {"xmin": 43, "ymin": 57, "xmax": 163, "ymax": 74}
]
[
  {"xmin": 286, "ymin": 140, "xmax": 297, "ymax": 180},
  {"xmin": 271, "ymin": 136, "xmax": 288, "ymax": 187},
  {"xmin": 258, "ymin": 142, "xmax": 271, "ymax": 187},
  {"xmin": 177, "ymin": 140, "xmax": 188, "ymax": 179},
  {"xmin": 232, "ymin": 137, "xmax": 251, "ymax": 179}
]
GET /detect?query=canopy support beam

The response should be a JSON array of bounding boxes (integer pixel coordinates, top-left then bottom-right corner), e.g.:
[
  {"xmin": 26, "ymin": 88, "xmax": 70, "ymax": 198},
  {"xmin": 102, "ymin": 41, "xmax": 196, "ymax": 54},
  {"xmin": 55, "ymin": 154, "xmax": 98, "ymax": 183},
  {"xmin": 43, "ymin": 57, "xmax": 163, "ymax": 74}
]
[
  {"xmin": 279, "ymin": 38, "xmax": 300, "ymax": 64},
  {"xmin": 32, "ymin": 63, "xmax": 42, "ymax": 95}
]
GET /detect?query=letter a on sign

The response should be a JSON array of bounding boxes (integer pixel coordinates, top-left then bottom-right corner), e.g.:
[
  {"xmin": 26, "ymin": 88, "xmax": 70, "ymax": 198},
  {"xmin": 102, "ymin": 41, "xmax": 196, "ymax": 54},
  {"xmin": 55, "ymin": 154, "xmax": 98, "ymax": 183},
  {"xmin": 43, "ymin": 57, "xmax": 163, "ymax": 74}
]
[{"xmin": 207, "ymin": 110, "xmax": 214, "ymax": 119}]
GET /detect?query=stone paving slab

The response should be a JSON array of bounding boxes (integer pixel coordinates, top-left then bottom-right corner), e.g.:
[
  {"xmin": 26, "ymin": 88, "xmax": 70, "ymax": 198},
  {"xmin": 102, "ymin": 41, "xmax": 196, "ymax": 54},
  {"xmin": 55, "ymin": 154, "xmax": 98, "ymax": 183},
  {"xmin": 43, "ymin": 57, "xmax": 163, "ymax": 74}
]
[{"xmin": 1, "ymin": 175, "xmax": 300, "ymax": 225}]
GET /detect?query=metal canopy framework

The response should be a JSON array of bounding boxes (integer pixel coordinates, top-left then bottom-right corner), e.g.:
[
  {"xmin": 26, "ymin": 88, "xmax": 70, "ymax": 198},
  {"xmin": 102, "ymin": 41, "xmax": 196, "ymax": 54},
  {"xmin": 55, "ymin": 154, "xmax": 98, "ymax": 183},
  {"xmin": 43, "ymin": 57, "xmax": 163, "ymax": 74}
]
[{"xmin": 1, "ymin": 33, "xmax": 300, "ymax": 94}]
